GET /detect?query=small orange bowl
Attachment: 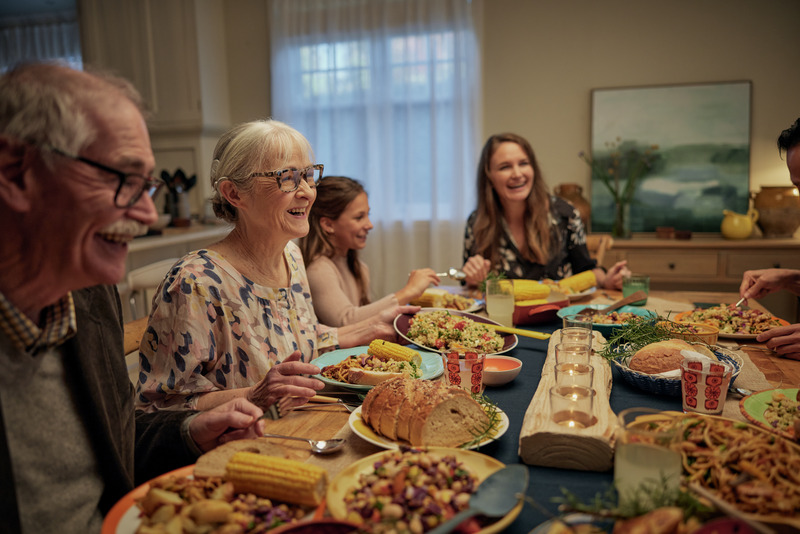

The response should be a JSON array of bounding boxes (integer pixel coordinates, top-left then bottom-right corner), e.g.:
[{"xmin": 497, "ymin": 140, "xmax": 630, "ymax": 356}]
[{"xmin": 483, "ymin": 355, "xmax": 522, "ymax": 386}]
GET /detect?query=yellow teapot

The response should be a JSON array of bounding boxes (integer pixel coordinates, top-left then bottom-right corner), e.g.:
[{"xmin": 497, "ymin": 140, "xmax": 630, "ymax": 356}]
[{"xmin": 721, "ymin": 208, "xmax": 759, "ymax": 239}]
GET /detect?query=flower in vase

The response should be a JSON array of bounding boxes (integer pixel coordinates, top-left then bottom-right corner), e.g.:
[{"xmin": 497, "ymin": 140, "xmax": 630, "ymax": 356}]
[{"xmin": 579, "ymin": 139, "xmax": 660, "ymax": 236}]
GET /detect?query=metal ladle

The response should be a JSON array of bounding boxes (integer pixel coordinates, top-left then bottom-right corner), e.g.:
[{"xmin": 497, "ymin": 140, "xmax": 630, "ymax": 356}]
[
  {"xmin": 262, "ymin": 433, "xmax": 345, "ymax": 454},
  {"xmin": 436, "ymin": 268, "xmax": 466, "ymax": 281}
]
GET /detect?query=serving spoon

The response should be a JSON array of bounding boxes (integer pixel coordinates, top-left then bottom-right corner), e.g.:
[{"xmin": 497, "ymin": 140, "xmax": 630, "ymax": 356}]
[
  {"xmin": 262, "ymin": 433, "xmax": 345, "ymax": 454},
  {"xmin": 427, "ymin": 464, "xmax": 529, "ymax": 534}
]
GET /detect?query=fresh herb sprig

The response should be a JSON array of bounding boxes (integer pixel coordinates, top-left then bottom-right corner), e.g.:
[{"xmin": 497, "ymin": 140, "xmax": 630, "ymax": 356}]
[
  {"xmin": 462, "ymin": 393, "xmax": 501, "ymax": 449},
  {"xmin": 555, "ymin": 477, "xmax": 713, "ymax": 522}
]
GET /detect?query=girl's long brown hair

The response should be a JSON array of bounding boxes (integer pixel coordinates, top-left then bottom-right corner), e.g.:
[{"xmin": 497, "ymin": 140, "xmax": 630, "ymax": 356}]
[
  {"xmin": 298, "ymin": 176, "xmax": 370, "ymax": 305},
  {"xmin": 471, "ymin": 133, "xmax": 552, "ymax": 268}
]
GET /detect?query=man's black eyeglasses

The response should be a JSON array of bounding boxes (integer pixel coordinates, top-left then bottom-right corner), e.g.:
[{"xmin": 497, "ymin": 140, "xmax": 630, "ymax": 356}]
[
  {"xmin": 250, "ymin": 164, "xmax": 324, "ymax": 193},
  {"xmin": 45, "ymin": 145, "xmax": 164, "ymax": 208}
]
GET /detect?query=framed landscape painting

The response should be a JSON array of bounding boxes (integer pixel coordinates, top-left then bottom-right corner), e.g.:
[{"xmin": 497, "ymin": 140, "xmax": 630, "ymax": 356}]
[{"xmin": 589, "ymin": 81, "xmax": 751, "ymax": 233}]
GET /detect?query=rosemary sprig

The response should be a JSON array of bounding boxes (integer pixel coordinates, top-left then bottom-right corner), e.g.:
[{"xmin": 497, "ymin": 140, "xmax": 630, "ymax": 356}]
[
  {"xmin": 555, "ymin": 477, "xmax": 713, "ymax": 522},
  {"xmin": 461, "ymin": 393, "xmax": 501, "ymax": 449}
]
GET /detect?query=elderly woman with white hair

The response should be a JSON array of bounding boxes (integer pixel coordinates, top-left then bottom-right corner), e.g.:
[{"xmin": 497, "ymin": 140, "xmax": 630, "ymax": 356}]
[{"xmin": 136, "ymin": 119, "xmax": 412, "ymax": 412}]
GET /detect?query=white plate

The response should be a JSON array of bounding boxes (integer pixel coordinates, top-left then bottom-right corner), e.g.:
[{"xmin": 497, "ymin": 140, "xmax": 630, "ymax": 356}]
[
  {"xmin": 347, "ymin": 405, "xmax": 509, "ymax": 450},
  {"xmin": 567, "ymin": 286, "xmax": 597, "ymax": 302},
  {"xmin": 313, "ymin": 346, "xmax": 444, "ymax": 391},
  {"xmin": 464, "ymin": 298, "xmax": 485, "ymax": 313},
  {"xmin": 394, "ymin": 308, "xmax": 518, "ymax": 355}
]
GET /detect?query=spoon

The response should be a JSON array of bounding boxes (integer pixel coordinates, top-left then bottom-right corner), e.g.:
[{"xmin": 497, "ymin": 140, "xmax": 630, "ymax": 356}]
[
  {"xmin": 436, "ymin": 268, "xmax": 466, "ymax": 281},
  {"xmin": 262, "ymin": 433, "xmax": 345, "ymax": 454},
  {"xmin": 427, "ymin": 464, "xmax": 529, "ymax": 534}
]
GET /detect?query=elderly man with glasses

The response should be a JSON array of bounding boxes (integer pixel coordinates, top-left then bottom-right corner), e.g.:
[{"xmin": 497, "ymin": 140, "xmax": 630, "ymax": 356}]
[{"xmin": 0, "ymin": 63, "xmax": 268, "ymax": 534}]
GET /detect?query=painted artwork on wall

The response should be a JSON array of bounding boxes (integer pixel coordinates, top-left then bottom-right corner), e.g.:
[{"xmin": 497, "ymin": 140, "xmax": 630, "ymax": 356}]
[{"xmin": 589, "ymin": 81, "xmax": 751, "ymax": 233}]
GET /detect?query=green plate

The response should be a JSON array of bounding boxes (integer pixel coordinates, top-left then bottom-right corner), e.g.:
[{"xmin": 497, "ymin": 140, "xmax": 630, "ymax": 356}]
[
  {"xmin": 312, "ymin": 345, "xmax": 444, "ymax": 391},
  {"xmin": 739, "ymin": 388, "xmax": 799, "ymax": 439}
]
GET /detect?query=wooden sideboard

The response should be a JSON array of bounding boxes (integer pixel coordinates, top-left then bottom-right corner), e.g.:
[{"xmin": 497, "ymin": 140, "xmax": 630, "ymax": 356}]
[
  {"xmin": 126, "ymin": 223, "xmax": 233, "ymax": 273},
  {"xmin": 599, "ymin": 236, "xmax": 800, "ymax": 322}
]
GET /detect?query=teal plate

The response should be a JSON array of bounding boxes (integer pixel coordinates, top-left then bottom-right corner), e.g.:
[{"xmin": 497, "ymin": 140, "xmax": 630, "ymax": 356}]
[
  {"xmin": 312, "ymin": 345, "xmax": 444, "ymax": 391},
  {"xmin": 556, "ymin": 304, "xmax": 657, "ymax": 339}
]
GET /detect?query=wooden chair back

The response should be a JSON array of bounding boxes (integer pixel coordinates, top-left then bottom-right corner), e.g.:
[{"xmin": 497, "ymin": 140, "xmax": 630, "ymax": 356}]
[{"xmin": 586, "ymin": 234, "xmax": 613, "ymax": 266}]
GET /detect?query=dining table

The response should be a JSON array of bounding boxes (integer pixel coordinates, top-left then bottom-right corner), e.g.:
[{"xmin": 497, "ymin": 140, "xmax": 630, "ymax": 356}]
[{"xmin": 255, "ymin": 288, "xmax": 800, "ymax": 533}]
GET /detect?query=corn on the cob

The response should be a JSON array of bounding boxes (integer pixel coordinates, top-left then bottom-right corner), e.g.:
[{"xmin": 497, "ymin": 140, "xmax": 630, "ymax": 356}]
[
  {"xmin": 515, "ymin": 298, "xmax": 548, "ymax": 307},
  {"xmin": 368, "ymin": 339, "xmax": 421, "ymax": 364},
  {"xmin": 558, "ymin": 271, "xmax": 596, "ymax": 294},
  {"xmin": 409, "ymin": 288, "xmax": 447, "ymax": 307},
  {"xmin": 512, "ymin": 279, "xmax": 551, "ymax": 302},
  {"xmin": 225, "ymin": 451, "xmax": 327, "ymax": 507}
]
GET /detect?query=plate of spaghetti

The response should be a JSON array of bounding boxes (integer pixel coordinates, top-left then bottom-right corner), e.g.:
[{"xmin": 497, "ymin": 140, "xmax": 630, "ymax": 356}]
[
  {"xmin": 646, "ymin": 412, "xmax": 800, "ymax": 530},
  {"xmin": 313, "ymin": 346, "xmax": 444, "ymax": 391}
]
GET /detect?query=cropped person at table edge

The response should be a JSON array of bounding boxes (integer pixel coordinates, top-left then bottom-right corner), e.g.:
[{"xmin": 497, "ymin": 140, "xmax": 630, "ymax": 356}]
[
  {"xmin": 299, "ymin": 175, "xmax": 440, "ymax": 326},
  {"xmin": 739, "ymin": 117, "xmax": 800, "ymax": 360},
  {"xmin": 462, "ymin": 132, "xmax": 630, "ymax": 288},
  {"xmin": 0, "ymin": 62, "xmax": 267, "ymax": 534},
  {"xmin": 136, "ymin": 120, "xmax": 414, "ymax": 413}
]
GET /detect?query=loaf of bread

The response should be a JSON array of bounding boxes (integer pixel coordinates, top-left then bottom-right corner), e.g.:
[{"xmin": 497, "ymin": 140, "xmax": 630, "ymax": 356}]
[
  {"xmin": 361, "ymin": 377, "xmax": 490, "ymax": 447},
  {"xmin": 628, "ymin": 339, "xmax": 717, "ymax": 375}
]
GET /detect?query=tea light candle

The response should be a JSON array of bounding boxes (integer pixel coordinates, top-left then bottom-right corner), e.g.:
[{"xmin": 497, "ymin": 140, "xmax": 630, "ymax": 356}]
[
  {"xmin": 554, "ymin": 362, "xmax": 594, "ymax": 388},
  {"xmin": 560, "ymin": 327, "xmax": 592, "ymax": 349},
  {"xmin": 554, "ymin": 342, "xmax": 591, "ymax": 366},
  {"xmin": 549, "ymin": 385, "xmax": 596, "ymax": 429}
]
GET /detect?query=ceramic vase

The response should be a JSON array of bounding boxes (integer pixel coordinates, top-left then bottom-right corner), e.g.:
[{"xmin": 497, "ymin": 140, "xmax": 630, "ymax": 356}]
[{"xmin": 753, "ymin": 186, "xmax": 800, "ymax": 238}]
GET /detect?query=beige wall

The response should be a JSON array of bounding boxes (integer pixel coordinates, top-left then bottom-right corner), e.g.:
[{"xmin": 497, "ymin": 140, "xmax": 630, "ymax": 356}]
[
  {"xmin": 224, "ymin": 0, "xmax": 800, "ymax": 199},
  {"xmin": 479, "ymin": 0, "xmax": 800, "ymax": 195}
]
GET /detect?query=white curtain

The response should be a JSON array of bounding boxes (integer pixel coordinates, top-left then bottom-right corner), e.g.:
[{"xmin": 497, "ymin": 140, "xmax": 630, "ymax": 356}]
[
  {"xmin": 0, "ymin": 12, "xmax": 82, "ymax": 72},
  {"xmin": 269, "ymin": 0, "xmax": 482, "ymax": 298}
]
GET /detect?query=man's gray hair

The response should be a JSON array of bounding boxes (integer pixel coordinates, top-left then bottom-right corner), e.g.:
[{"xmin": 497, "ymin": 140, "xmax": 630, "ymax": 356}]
[{"xmin": 0, "ymin": 61, "xmax": 146, "ymax": 168}]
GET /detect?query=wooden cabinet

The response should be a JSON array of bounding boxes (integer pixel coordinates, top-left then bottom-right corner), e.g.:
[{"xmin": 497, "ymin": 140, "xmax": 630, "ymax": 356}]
[{"xmin": 600, "ymin": 236, "xmax": 800, "ymax": 322}]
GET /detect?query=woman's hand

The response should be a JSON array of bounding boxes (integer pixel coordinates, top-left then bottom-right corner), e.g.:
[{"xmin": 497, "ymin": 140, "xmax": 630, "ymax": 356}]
[
  {"xmin": 596, "ymin": 261, "xmax": 630, "ymax": 290},
  {"xmin": 396, "ymin": 268, "xmax": 441, "ymax": 304},
  {"xmin": 246, "ymin": 351, "xmax": 324, "ymax": 410},
  {"xmin": 757, "ymin": 323, "xmax": 800, "ymax": 361},
  {"xmin": 739, "ymin": 268, "xmax": 800, "ymax": 302},
  {"xmin": 188, "ymin": 398, "xmax": 266, "ymax": 452},
  {"xmin": 462, "ymin": 255, "xmax": 491, "ymax": 286}
]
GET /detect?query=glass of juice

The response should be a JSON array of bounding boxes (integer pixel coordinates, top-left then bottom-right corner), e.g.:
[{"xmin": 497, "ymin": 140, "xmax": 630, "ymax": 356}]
[
  {"xmin": 485, "ymin": 279, "xmax": 515, "ymax": 326},
  {"xmin": 614, "ymin": 407, "xmax": 682, "ymax": 507}
]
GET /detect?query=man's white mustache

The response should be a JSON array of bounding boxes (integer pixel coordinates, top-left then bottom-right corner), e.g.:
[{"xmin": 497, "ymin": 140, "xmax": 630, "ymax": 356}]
[{"xmin": 100, "ymin": 219, "xmax": 149, "ymax": 237}]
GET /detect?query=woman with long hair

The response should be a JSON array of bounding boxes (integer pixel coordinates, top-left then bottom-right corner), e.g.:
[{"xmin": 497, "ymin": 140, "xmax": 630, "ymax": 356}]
[{"xmin": 462, "ymin": 133, "xmax": 628, "ymax": 289}]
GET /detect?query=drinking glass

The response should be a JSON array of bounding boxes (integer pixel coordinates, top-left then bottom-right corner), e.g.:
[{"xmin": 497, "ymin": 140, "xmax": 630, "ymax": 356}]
[
  {"xmin": 622, "ymin": 274, "xmax": 650, "ymax": 306},
  {"xmin": 486, "ymin": 279, "xmax": 515, "ymax": 326},
  {"xmin": 680, "ymin": 358, "xmax": 733, "ymax": 415},
  {"xmin": 614, "ymin": 408, "xmax": 682, "ymax": 506},
  {"xmin": 550, "ymin": 385, "xmax": 595, "ymax": 429},
  {"xmin": 442, "ymin": 351, "xmax": 486, "ymax": 394}
]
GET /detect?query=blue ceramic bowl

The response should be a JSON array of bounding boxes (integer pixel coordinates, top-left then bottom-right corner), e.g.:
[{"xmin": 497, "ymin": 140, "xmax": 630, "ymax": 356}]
[{"xmin": 556, "ymin": 304, "xmax": 657, "ymax": 339}]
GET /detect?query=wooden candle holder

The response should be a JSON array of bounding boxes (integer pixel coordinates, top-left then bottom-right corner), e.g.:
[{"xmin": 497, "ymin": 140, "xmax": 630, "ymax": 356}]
[{"xmin": 519, "ymin": 330, "xmax": 618, "ymax": 471}]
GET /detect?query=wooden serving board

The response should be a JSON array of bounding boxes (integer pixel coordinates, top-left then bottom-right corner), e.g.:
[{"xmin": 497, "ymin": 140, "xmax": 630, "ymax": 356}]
[{"xmin": 519, "ymin": 330, "xmax": 618, "ymax": 471}]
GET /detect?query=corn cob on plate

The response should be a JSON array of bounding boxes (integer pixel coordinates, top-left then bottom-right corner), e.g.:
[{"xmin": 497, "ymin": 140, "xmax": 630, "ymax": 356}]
[{"xmin": 312, "ymin": 345, "xmax": 444, "ymax": 391}]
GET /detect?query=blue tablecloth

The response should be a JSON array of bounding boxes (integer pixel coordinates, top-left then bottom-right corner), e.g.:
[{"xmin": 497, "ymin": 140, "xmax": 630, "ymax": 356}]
[{"xmin": 483, "ymin": 318, "xmax": 683, "ymax": 532}]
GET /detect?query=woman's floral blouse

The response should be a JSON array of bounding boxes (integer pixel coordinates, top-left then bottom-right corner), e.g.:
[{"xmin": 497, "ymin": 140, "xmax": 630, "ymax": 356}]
[
  {"xmin": 463, "ymin": 195, "xmax": 597, "ymax": 280},
  {"xmin": 135, "ymin": 242, "xmax": 337, "ymax": 412}
]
